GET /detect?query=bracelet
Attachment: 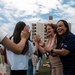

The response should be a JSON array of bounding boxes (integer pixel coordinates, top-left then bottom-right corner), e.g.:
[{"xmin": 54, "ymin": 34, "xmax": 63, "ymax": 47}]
[
  {"xmin": 49, "ymin": 49, "xmax": 58, "ymax": 57},
  {"xmin": 49, "ymin": 49, "xmax": 54, "ymax": 54},
  {"xmin": 50, "ymin": 49, "xmax": 54, "ymax": 53}
]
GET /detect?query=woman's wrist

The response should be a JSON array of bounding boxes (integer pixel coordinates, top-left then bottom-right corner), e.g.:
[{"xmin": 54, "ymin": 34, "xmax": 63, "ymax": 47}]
[
  {"xmin": 50, "ymin": 49, "xmax": 54, "ymax": 53},
  {"xmin": 49, "ymin": 49, "xmax": 58, "ymax": 57},
  {"xmin": 49, "ymin": 49, "xmax": 54, "ymax": 54}
]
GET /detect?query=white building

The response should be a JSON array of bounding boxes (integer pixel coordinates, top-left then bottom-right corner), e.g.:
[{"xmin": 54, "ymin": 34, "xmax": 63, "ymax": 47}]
[
  {"xmin": 31, "ymin": 16, "xmax": 53, "ymax": 41},
  {"xmin": 31, "ymin": 16, "xmax": 71, "ymax": 41}
]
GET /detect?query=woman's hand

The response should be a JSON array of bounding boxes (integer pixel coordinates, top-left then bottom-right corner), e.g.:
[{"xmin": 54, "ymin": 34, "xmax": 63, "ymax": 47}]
[
  {"xmin": 33, "ymin": 35, "xmax": 40, "ymax": 44},
  {"xmin": 21, "ymin": 25, "xmax": 30, "ymax": 40},
  {"xmin": 39, "ymin": 39, "xmax": 45, "ymax": 47},
  {"xmin": 44, "ymin": 45, "xmax": 52, "ymax": 52}
]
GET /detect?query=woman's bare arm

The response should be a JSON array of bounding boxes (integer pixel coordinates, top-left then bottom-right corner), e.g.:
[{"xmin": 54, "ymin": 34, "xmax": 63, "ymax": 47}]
[
  {"xmin": 38, "ymin": 45, "xmax": 47, "ymax": 54},
  {"xmin": 52, "ymin": 48, "xmax": 70, "ymax": 56},
  {"xmin": 0, "ymin": 26, "xmax": 30, "ymax": 54}
]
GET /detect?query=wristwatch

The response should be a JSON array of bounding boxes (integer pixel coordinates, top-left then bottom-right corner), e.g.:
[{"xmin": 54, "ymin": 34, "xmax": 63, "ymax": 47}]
[
  {"xmin": 48, "ymin": 49, "xmax": 54, "ymax": 54},
  {"xmin": 49, "ymin": 49, "xmax": 58, "ymax": 57},
  {"xmin": 50, "ymin": 49, "xmax": 54, "ymax": 53}
]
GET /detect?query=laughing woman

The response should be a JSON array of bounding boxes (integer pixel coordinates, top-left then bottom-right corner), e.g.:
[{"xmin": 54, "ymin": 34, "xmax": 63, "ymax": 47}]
[
  {"xmin": 33, "ymin": 23, "xmax": 63, "ymax": 75},
  {"xmin": 51, "ymin": 20, "xmax": 75, "ymax": 75}
]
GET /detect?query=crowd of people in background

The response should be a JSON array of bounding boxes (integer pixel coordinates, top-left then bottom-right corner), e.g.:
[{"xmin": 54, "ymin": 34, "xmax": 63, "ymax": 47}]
[{"xmin": 0, "ymin": 19, "xmax": 75, "ymax": 75}]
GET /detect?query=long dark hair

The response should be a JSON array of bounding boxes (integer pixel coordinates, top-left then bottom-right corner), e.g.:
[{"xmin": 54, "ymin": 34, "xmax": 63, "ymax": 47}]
[
  {"xmin": 10, "ymin": 21, "xmax": 29, "ymax": 54},
  {"xmin": 56, "ymin": 20, "xmax": 70, "ymax": 48}
]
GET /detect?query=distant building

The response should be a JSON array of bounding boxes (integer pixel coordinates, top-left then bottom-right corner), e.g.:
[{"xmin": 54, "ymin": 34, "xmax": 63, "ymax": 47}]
[
  {"xmin": 31, "ymin": 16, "xmax": 53, "ymax": 41},
  {"xmin": 49, "ymin": 16, "xmax": 53, "ymax": 23},
  {"xmin": 32, "ymin": 23, "xmax": 46, "ymax": 41},
  {"xmin": 68, "ymin": 23, "xmax": 71, "ymax": 31},
  {"xmin": 31, "ymin": 16, "xmax": 71, "ymax": 41}
]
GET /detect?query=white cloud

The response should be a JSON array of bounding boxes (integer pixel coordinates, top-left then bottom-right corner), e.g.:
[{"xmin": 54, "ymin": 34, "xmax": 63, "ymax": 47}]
[
  {"xmin": 0, "ymin": 0, "xmax": 75, "ymax": 36},
  {"xmin": 1, "ymin": 0, "xmax": 61, "ymax": 15},
  {"xmin": 0, "ymin": 17, "xmax": 3, "ymax": 20},
  {"xmin": 67, "ymin": 0, "xmax": 75, "ymax": 6},
  {"xmin": 0, "ymin": 23, "xmax": 15, "ymax": 37}
]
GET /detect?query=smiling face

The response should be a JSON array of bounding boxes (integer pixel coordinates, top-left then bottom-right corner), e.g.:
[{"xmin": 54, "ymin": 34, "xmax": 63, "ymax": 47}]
[
  {"xmin": 46, "ymin": 25, "xmax": 55, "ymax": 37},
  {"xmin": 57, "ymin": 21, "xmax": 67, "ymax": 35}
]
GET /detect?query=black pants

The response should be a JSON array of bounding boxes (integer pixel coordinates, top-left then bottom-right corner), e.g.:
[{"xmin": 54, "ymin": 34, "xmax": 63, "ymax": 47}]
[{"xmin": 11, "ymin": 70, "xmax": 27, "ymax": 75}]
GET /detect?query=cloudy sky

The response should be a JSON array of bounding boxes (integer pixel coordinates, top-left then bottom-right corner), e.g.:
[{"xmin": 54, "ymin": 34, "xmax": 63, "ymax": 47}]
[{"xmin": 0, "ymin": 0, "xmax": 75, "ymax": 37}]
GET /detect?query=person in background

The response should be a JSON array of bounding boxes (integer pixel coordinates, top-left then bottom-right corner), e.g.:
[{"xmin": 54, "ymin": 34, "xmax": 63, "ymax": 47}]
[
  {"xmin": 50, "ymin": 20, "xmax": 75, "ymax": 75},
  {"xmin": 27, "ymin": 36, "xmax": 40, "ymax": 75},
  {"xmin": 36, "ymin": 49, "xmax": 43, "ymax": 73},
  {"xmin": 0, "ymin": 25, "xmax": 29, "ymax": 54}
]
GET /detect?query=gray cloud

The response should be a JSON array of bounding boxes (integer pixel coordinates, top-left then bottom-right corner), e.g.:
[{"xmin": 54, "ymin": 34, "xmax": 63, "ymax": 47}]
[{"xmin": 0, "ymin": 0, "xmax": 75, "ymax": 36}]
